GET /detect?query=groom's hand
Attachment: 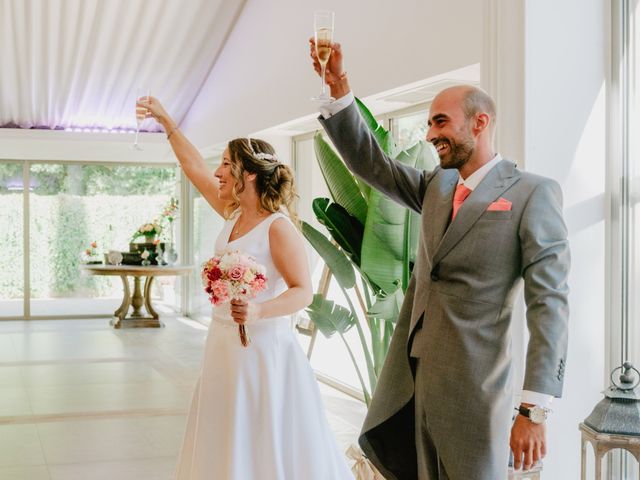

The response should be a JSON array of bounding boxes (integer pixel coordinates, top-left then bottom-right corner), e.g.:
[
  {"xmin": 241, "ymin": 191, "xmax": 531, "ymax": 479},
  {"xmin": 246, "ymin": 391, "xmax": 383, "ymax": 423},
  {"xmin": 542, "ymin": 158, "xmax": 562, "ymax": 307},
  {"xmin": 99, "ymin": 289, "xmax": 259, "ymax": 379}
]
[
  {"xmin": 309, "ymin": 38, "xmax": 350, "ymax": 99},
  {"xmin": 509, "ymin": 412, "xmax": 546, "ymax": 471}
]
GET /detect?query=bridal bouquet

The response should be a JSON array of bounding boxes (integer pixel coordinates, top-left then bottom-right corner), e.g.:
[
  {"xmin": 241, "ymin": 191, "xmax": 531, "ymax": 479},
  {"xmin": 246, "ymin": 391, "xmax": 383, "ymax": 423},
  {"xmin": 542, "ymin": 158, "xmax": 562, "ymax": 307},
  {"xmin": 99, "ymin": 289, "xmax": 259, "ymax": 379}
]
[{"xmin": 201, "ymin": 250, "xmax": 267, "ymax": 347}]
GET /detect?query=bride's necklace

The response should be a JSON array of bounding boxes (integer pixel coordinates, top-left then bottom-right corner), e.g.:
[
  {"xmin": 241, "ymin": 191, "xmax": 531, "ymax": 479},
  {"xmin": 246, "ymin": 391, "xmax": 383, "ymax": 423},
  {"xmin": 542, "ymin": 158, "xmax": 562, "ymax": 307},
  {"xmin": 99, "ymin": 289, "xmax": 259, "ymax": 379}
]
[{"xmin": 233, "ymin": 211, "xmax": 266, "ymax": 238}]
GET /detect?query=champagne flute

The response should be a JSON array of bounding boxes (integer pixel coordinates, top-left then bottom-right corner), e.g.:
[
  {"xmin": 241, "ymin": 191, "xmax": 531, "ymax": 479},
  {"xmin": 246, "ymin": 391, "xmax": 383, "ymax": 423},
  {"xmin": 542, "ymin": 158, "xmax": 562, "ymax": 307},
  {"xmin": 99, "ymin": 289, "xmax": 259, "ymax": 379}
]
[
  {"xmin": 311, "ymin": 10, "xmax": 335, "ymax": 103},
  {"xmin": 133, "ymin": 88, "xmax": 150, "ymax": 150}
]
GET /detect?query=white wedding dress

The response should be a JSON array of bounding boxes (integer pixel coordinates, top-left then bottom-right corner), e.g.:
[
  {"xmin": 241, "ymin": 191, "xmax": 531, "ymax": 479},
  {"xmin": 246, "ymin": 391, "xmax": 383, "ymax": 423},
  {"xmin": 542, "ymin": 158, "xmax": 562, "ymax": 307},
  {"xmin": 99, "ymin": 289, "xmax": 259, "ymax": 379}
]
[{"xmin": 175, "ymin": 212, "xmax": 354, "ymax": 480}]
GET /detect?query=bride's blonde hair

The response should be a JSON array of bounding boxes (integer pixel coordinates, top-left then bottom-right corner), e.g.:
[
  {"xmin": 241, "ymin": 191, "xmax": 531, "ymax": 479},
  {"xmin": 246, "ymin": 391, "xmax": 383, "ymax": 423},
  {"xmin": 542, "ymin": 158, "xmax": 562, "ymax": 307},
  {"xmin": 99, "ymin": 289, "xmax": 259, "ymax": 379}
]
[{"xmin": 224, "ymin": 138, "xmax": 300, "ymax": 227}]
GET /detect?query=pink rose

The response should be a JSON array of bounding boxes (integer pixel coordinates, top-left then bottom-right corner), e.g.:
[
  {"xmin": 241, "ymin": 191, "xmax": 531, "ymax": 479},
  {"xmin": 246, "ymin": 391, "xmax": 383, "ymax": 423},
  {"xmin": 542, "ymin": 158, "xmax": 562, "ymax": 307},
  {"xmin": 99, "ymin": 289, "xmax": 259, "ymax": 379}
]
[{"xmin": 228, "ymin": 265, "xmax": 247, "ymax": 281}]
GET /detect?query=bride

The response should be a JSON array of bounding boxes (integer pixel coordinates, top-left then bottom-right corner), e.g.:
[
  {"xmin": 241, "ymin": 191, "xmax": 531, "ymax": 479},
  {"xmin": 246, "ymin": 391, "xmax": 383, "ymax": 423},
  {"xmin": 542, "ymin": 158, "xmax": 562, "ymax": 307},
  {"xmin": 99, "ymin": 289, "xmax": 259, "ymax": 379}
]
[{"xmin": 138, "ymin": 97, "xmax": 354, "ymax": 480}]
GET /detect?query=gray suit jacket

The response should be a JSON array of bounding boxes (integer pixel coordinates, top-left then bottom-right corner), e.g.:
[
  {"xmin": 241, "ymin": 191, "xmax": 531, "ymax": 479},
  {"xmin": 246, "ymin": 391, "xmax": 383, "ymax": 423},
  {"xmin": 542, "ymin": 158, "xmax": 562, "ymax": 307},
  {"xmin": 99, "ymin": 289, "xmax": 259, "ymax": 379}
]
[{"xmin": 319, "ymin": 102, "xmax": 570, "ymax": 480}]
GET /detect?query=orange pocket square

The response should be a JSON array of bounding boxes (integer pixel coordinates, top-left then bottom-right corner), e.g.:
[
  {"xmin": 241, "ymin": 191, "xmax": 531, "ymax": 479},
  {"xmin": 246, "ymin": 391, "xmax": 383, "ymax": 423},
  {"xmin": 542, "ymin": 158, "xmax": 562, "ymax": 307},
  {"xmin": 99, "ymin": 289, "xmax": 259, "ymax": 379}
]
[{"xmin": 487, "ymin": 197, "xmax": 512, "ymax": 211}]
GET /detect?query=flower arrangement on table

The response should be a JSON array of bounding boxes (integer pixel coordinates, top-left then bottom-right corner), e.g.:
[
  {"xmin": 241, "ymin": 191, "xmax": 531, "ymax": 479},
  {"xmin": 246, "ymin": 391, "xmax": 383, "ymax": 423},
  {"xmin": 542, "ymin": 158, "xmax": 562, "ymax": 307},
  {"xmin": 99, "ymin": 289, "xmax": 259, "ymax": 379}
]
[
  {"xmin": 161, "ymin": 197, "xmax": 179, "ymax": 223},
  {"xmin": 201, "ymin": 250, "xmax": 267, "ymax": 347},
  {"xmin": 130, "ymin": 198, "xmax": 179, "ymax": 243},
  {"xmin": 131, "ymin": 220, "xmax": 163, "ymax": 242},
  {"xmin": 81, "ymin": 241, "xmax": 102, "ymax": 264}
]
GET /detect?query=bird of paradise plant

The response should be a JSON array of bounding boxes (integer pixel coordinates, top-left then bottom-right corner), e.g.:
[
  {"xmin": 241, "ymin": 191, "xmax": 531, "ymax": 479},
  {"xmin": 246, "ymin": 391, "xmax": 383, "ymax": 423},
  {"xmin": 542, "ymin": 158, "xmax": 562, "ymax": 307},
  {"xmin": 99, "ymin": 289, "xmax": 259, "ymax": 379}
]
[{"xmin": 302, "ymin": 98, "xmax": 438, "ymax": 406}]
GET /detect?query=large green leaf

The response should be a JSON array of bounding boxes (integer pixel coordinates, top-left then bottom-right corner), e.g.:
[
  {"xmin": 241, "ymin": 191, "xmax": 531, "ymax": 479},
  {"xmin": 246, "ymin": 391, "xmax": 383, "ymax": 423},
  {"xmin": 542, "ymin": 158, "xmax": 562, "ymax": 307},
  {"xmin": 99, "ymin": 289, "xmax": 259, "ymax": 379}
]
[
  {"xmin": 355, "ymin": 97, "xmax": 399, "ymax": 158},
  {"xmin": 367, "ymin": 287, "xmax": 404, "ymax": 323},
  {"xmin": 301, "ymin": 221, "xmax": 356, "ymax": 289},
  {"xmin": 360, "ymin": 141, "xmax": 439, "ymax": 292},
  {"xmin": 360, "ymin": 189, "xmax": 405, "ymax": 293},
  {"xmin": 312, "ymin": 198, "xmax": 364, "ymax": 266},
  {"xmin": 305, "ymin": 294, "xmax": 356, "ymax": 338},
  {"xmin": 396, "ymin": 141, "xmax": 439, "ymax": 263},
  {"xmin": 314, "ymin": 133, "xmax": 368, "ymax": 225}
]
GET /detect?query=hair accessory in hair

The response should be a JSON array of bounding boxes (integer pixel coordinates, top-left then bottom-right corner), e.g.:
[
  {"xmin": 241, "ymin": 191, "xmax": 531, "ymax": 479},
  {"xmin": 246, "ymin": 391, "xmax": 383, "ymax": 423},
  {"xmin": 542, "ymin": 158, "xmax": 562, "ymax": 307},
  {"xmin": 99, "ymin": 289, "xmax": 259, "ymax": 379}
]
[{"xmin": 246, "ymin": 137, "xmax": 278, "ymax": 162}]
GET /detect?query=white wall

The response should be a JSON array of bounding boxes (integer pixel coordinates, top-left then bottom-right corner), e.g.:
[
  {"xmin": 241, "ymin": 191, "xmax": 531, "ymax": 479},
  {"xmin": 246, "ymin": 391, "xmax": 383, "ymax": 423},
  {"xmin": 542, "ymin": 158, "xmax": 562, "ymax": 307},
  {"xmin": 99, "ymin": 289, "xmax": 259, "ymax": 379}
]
[
  {"xmin": 181, "ymin": 0, "xmax": 483, "ymax": 149},
  {"xmin": 488, "ymin": 0, "xmax": 608, "ymax": 478}
]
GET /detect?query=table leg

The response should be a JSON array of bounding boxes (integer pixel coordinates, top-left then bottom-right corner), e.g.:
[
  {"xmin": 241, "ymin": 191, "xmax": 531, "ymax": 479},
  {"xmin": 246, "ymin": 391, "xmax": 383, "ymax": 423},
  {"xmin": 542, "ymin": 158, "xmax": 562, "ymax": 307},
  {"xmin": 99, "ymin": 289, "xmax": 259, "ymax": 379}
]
[
  {"xmin": 143, "ymin": 276, "xmax": 159, "ymax": 319},
  {"xmin": 130, "ymin": 276, "xmax": 144, "ymax": 317},
  {"xmin": 581, "ymin": 437, "xmax": 587, "ymax": 480},
  {"xmin": 111, "ymin": 275, "xmax": 131, "ymax": 329}
]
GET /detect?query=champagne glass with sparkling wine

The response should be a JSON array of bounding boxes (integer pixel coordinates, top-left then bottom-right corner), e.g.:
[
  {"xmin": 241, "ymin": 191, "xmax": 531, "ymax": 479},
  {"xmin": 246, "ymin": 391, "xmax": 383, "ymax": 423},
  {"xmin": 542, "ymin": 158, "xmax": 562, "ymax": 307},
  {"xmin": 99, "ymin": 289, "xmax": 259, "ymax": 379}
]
[
  {"xmin": 133, "ymin": 88, "xmax": 150, "ymax": 150},
  {"xmin": 311, "ymin": 10, "xmax": 335, "ymax": 102}
]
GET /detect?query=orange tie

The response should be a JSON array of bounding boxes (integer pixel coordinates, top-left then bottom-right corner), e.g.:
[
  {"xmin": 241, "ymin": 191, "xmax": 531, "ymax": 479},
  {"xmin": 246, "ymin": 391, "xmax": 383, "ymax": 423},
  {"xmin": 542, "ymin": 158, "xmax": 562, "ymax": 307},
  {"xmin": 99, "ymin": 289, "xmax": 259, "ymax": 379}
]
[{"xmin": 451, "ymin": 184, "xmax": 472, "ymax": 220}]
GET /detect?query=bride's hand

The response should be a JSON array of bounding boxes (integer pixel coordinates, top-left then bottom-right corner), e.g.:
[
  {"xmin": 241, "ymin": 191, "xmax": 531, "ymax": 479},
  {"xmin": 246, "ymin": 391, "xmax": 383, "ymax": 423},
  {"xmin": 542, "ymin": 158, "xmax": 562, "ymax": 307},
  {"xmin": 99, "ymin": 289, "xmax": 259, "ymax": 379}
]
[
  {"xmin": 230, "ymin": 299, "xmax": 262, "ymax": 324},
  {"xmin": 136, "ymin": 96, "xmax": 170, "ymax": 124}
]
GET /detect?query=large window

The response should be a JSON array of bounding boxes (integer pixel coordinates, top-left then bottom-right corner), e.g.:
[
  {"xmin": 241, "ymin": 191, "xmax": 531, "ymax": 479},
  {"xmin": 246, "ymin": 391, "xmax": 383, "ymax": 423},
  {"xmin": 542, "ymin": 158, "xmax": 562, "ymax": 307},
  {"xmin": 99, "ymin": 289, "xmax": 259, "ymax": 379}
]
[
  {"xmin": 187, "ymin": 157, "xmax": 224, "ymax": 322},
  {"xmin": 392, "ymin": 109, "xmax": 429, "ymax": 150},
  {"xmin": 0, "ymin": 161, "xmax": 178, "ymax": 319}
]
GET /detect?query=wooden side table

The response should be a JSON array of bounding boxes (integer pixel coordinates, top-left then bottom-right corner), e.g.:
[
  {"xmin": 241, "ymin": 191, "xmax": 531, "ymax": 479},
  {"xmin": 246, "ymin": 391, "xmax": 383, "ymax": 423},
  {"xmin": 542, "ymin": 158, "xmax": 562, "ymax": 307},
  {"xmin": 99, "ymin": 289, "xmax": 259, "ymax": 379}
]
[{"xmin": 81, "ymin": 265, "xmax": 194, "ymax": 328}]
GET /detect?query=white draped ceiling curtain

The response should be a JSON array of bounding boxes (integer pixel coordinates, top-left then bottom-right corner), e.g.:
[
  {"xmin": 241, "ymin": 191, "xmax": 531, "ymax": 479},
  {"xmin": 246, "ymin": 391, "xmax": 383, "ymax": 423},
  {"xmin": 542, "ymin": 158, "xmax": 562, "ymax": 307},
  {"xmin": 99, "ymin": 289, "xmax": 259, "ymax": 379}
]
[{"xmin": 0, "ymin": 0, "xmax": 245, "ymax": 131}]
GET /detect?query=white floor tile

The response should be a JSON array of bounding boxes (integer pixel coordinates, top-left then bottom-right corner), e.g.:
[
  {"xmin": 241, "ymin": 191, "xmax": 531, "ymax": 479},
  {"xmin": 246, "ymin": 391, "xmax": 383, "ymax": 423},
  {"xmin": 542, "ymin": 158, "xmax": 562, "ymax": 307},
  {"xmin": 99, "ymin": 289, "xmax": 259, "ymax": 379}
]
[
  {"xmin": 20, "ymin": 362, "xmax": 166, "ymax": 388},
  {"xmin": 0, "ymin": 335, "xmax": 17, "ymax": 362},
  {"xmin": 0, "ymin": 386, "xmax": 33, "ymax": 417},
  {"xmin": 38, "ymin": 418, "xmax": 158, "ymax": 465},
  {"xmin": 10, "ymin": 331, "xmax": 159, "ymax": 362},
  {"xmin": 28, "ymin": 383, "xmax": 190, "ymax": 415},
  {"xmin": 133, "ymin": 415, "xmax": 187, "ymax": 456},
  {"xmin": 0, "ymin": 465, "xmax": 50, "ymax": 480},
  {"xmin": 48, "ymin": 457, "xmax": 175, "ymax": 480},
  {"xmin": 0, "ymin": 366, "xmax": 23, "ymax": 388},
  {"xmin": 0, "ymin": 424, "xmax": 46, "ymax": 467}
]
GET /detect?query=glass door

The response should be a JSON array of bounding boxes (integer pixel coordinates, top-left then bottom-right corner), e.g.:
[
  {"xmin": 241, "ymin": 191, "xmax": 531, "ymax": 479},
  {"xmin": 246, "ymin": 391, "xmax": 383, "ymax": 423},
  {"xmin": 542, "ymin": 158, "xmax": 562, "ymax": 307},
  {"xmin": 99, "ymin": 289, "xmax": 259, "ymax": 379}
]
[
  {"xmin": 188, "ymin": 158, "xmax": 224, "ymax": 323},
  {"xmin": 28, "ymin": 163, "xmax": 177, "ymax": 317},
  {"xmin": 0, "ymin": 162, "xmax": 25, "ymax": 318}
]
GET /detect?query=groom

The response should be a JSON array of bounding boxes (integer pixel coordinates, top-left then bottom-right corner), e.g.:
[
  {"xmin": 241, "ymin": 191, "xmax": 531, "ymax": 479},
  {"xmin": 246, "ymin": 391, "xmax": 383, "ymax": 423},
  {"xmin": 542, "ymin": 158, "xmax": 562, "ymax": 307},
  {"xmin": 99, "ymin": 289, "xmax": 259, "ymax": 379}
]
[{"xmin": 310, "ymin": 41, "xmax": 570, "ymax": 479}]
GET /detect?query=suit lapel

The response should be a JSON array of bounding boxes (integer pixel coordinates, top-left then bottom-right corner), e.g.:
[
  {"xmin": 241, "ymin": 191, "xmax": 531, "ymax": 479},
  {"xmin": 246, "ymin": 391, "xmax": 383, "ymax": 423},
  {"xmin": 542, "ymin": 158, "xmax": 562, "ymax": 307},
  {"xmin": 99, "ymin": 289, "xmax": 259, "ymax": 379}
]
[{"xmin": 431, "ymin": 160, "xmax": 520, "ymax": 267}]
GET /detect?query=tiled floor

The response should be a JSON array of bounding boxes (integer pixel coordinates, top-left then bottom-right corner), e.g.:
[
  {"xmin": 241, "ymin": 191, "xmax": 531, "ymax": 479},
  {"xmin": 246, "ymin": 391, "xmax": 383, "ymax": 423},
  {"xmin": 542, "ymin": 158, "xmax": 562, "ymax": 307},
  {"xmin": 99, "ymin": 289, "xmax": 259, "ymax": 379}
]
[{"xmin": 0, "ymin": 317, "xmax": 366, "ymax": 480}]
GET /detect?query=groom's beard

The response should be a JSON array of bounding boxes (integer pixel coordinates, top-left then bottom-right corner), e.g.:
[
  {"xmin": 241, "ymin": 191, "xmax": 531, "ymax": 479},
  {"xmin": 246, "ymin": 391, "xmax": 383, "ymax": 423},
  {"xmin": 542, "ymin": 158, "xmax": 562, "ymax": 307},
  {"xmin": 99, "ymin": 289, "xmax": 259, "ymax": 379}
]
[{"xmin": 435, "ymin": 129, "xmax": 475, "ymax": 170}]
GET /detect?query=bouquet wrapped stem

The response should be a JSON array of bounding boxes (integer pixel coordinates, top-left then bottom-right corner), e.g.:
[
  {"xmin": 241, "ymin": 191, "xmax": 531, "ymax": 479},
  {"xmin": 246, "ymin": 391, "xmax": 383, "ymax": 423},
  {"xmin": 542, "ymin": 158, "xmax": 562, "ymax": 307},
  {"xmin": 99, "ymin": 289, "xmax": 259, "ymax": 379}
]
[
  {"xmin": 202, "ymin": 250, "xmax": 267, "ymax": 348},
  {"xmin": 239, "ymin": 324, "xmax": 250, "ymax": 347}
]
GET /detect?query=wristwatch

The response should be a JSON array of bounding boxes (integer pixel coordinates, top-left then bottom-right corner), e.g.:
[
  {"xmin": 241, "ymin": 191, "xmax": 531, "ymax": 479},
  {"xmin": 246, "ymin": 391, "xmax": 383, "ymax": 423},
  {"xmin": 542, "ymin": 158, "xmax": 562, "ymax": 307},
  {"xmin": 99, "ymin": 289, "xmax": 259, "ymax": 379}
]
[{"xmin": 516, "ymin": 405, "xmax": 550, "ymax": 424}]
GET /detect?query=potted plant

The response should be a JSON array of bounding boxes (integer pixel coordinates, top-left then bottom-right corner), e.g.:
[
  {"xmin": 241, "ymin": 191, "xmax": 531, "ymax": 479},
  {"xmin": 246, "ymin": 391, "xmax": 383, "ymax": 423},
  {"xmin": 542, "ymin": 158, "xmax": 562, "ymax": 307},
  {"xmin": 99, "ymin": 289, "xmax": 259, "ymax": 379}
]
[
  {"xmin": 131, "ymin": 220, "xmax": 163, "ymax": 243},
  {"xmin": 302, "ymin": 99, "xmax": 438, "ymax": 406}
]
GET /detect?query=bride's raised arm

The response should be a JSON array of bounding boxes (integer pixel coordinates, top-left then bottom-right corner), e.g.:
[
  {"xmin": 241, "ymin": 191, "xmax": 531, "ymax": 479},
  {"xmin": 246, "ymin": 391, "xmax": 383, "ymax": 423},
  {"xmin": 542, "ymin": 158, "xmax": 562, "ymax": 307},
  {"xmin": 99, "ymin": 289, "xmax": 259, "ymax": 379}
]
[{"xmin": 137, "ymin": 96, "xmax": 228, "ymax": 217}]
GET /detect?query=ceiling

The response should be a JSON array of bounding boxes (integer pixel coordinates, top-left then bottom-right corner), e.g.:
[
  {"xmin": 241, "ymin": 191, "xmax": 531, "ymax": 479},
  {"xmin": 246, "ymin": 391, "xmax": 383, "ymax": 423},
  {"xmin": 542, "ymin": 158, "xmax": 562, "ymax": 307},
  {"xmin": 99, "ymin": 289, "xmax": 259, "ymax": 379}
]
[
  {"xmin": 0, "ymin": 0, "xmax": 245, "ymax": 134},
  {"xmin": 0, "ymin": 0, "xmax": 482, "ymax": 162}
]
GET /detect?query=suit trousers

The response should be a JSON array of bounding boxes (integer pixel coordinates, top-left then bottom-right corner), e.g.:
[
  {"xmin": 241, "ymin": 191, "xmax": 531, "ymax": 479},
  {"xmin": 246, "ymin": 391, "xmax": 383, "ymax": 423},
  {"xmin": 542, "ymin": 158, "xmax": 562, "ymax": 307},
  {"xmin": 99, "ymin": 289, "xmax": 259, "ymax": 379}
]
[
  {"xmin": 414, "ymin": 357, "xmax": 451, "ymax": 480},
  {"xmin": 413, "ymin": 355, "xmax": 510, "ymax": 480}
]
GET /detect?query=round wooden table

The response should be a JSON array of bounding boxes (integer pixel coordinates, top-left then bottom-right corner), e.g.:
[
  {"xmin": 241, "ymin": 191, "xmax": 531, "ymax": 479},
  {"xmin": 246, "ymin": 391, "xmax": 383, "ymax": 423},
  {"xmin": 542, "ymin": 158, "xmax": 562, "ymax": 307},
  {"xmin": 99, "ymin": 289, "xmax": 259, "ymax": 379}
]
[{"xmin": 81, "ymin": 265, "xmax": 194, "ymax": 328}]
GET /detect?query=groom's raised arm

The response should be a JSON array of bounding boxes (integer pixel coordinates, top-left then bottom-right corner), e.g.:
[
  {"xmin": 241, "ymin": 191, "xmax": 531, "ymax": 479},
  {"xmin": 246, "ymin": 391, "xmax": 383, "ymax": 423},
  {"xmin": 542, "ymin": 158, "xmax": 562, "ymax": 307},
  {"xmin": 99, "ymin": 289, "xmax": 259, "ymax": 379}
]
[
  {"xmin": 310, "ymin": 39, "xmax": 434, "ymax": 214},
  {"xmin": 318, "ymin": 101, "xmax": 432, "ymax": 214}
]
